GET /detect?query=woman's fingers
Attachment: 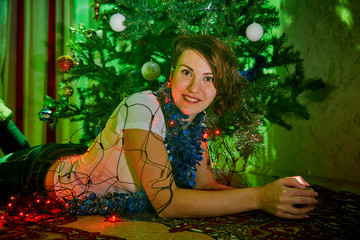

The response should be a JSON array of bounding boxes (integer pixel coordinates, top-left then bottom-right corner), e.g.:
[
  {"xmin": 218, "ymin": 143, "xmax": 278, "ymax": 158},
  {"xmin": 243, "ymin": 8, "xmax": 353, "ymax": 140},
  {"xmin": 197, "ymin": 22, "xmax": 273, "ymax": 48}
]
[
  {"xmin": 282, "ymin": 177, "xmax": 307, "ymax": 189},
  {"xmin": 271, "ymin": 203, "xmax": 314, "ymax": 219},
  {"xmin": 291, "ymin": 194, "xmax": 319, "ymax": 206},
  {"xmin": 289, "ymin": 204, "xmax": 315, "ymax": 216},
  {"xmin": 290, "ymin": 187, "xmax": 319, "ymax": 198},
  {"xmin": 281, "ymin": 177, "xmax": 319, "ymax": 197},
  {"xmin": 274, "ymin": 199, "xmax": 316, "ymax": 218},
  {"xmin": 286, "ymin": 176, "xmax": 310, "ymax": 187},
  {"xmin": 284, "ymin": 187, "xmax": 319, "ymax": 207},
  {"xmin": 277, "ymin": 194, "xmax": 318, "ymax": 218}
]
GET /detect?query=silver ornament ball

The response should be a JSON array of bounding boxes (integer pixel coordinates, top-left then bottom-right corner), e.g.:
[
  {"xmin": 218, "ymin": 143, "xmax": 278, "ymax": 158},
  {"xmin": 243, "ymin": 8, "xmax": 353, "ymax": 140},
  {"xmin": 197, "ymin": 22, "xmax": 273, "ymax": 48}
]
[
  {"xmin": 109, "ymin": 13, "xmax": 126, "ymax": 32},
  {"xmin": 246, "ymin": 22, "xmax": 264, "ymax": 42},
  {"xmin": 141, "ymin": 61, "xmax": 161, "ymax": 81}
]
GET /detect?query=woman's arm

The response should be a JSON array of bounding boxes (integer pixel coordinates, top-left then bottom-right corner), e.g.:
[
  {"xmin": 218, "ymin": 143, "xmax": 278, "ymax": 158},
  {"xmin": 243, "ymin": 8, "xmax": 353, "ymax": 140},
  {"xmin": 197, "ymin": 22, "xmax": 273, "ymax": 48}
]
[
  {"xmin": 192, "ymin": 140, "xmax": 235, "ymax": 191},
  {"xmin": 123, "ymin": 129, "xmax": 318, "ymax": 219}
]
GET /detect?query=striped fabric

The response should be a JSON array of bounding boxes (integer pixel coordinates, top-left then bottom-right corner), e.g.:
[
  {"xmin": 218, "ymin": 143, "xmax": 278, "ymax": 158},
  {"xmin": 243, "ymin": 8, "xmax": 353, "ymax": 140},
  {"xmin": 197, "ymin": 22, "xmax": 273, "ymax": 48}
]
[{"xmin": 0, "ymin": 0, "xmax": 92, "ymax": 149}]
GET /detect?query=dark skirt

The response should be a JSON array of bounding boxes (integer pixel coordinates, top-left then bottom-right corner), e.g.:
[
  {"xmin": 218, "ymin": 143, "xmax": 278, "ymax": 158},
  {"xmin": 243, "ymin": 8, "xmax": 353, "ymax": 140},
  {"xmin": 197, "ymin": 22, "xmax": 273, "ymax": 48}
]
[{"xmin": 0, "ymin": 143, "xmax": 87, "ymax": 201}]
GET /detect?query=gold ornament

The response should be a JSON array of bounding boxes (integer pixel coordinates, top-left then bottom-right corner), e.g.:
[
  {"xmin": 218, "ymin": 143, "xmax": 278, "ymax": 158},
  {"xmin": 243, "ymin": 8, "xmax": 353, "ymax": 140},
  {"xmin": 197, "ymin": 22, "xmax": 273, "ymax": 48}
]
[{"xmin": 60, "ymin": 85, "xmax": 74, "ymax": 97}]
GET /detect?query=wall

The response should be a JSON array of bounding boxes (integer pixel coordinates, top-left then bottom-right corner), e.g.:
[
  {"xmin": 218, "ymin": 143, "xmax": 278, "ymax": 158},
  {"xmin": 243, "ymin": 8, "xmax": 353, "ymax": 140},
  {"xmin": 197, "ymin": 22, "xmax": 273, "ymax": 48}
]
[{"xmin": 249, "ymin": 0, "xmax": 360, "ymax": 194}]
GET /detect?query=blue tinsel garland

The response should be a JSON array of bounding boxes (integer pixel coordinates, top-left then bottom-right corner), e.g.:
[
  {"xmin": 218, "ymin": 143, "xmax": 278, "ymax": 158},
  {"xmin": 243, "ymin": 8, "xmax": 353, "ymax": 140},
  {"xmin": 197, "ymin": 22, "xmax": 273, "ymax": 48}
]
[
  {"xmin": 65, "ymin": 190, "xmax": 154, "ymax": 215},
  {"xmin": 154, "ymin": 82, "xmax": 208, "ymax": 188}
]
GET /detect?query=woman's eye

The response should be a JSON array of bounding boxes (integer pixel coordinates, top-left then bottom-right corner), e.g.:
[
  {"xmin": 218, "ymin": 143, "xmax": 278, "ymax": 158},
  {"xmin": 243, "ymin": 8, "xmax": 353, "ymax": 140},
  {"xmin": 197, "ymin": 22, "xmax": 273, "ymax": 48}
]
[
  {"xmin": 204, "ymin": 76, "xmax": 214, "ymax": 82},
  {"xmin": 181, "ymin": 69, "xmax": 191, "ymax": 76}
]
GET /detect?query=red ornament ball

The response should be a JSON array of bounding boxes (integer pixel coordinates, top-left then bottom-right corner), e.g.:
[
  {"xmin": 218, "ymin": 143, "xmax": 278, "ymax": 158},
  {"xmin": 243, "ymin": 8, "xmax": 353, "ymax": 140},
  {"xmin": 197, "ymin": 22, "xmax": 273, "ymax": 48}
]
[{"xmin": 56, "ymin": 56, "xmax": 74, "ymax": 73}]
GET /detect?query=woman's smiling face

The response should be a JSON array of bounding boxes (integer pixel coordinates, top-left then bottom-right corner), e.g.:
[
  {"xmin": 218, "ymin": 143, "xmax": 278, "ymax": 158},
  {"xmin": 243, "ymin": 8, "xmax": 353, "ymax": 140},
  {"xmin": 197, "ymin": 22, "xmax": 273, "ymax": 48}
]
[{"xmin": 171, "ymin": 49, "xmax": 217, "ymax": 122}]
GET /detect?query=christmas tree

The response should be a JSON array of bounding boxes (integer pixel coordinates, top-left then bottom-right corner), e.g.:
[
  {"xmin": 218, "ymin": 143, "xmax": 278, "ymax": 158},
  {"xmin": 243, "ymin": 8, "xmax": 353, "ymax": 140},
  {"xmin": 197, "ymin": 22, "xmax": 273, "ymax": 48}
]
[{"xmin": 41, "ymin": 0, "xmax": 324, "ymax": 176}]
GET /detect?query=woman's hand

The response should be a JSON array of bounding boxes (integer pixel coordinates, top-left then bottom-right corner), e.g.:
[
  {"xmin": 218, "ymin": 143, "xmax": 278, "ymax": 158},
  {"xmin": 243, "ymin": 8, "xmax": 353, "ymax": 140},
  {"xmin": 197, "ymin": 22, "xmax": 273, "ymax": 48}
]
[{"xmin": 256, "ymin": 177, "xmax": 319, "ymax": 219}]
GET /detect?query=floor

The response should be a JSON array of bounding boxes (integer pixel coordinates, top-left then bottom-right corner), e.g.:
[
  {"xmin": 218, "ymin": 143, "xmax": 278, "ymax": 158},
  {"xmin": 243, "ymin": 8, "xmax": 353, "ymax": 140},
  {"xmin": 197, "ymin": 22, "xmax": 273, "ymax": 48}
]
[{"xmin": 62, "ymin": 215, "xmax": 213, "ymax": 239}]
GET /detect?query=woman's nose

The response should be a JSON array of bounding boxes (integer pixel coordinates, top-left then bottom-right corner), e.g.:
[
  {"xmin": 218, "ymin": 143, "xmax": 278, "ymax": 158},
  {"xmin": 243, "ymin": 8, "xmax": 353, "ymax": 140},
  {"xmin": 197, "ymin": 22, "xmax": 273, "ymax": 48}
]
[{"xmin": 186, "ymin": 77, "xmax": 200, "ymax": 92}]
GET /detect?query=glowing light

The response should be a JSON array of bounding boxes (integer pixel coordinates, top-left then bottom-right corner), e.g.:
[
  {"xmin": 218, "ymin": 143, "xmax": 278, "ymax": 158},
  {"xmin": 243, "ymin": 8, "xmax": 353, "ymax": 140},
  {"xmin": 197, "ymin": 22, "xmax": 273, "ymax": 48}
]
[
  {"xmin": 335, "ymin": 4, "xmax": 353, "ymax": 28},
  {"xmin": 289, "ymin": 176, "xmax": 310, "ymax": 187},
  {"xmin": 215, "ymin": 130, "xmax": 221, "ymax": 135},
  {"xmin": 105, "ymin": 215, "xmax": 123, "ymax": 223},
  {"xmin": 203, "ymin": 133, "xmax": 208, "ymax": 139},
  {"xmin": 170, "ymin": 120, "xmax": 174, "ymax": 125}
]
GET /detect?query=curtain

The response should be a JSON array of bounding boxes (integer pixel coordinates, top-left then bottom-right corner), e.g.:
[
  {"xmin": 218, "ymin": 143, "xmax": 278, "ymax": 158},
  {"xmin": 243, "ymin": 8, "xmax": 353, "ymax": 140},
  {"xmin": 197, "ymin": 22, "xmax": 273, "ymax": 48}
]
[{"xmin": 1, "ymin": 0, "xmax": 93, "ymax": 153}]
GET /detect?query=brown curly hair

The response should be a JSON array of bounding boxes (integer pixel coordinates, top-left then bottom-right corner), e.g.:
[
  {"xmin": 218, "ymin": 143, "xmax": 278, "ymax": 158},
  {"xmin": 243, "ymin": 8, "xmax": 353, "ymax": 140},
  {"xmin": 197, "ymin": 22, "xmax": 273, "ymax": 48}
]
[{"xmin": 171, "ymin": 35, "xmax": 247, "ymax": 114}]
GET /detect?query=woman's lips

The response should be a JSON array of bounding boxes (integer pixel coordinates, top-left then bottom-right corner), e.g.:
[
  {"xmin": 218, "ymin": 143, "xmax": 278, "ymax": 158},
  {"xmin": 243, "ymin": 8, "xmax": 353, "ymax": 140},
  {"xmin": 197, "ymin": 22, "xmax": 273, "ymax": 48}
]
[{"xmin": 183, "ymin": 95, "xmax": 200, "ymax": 103}]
